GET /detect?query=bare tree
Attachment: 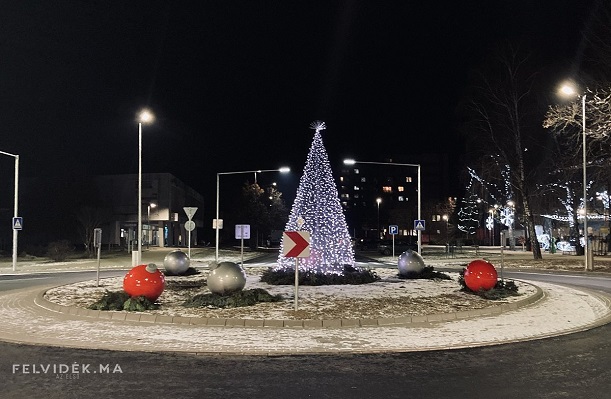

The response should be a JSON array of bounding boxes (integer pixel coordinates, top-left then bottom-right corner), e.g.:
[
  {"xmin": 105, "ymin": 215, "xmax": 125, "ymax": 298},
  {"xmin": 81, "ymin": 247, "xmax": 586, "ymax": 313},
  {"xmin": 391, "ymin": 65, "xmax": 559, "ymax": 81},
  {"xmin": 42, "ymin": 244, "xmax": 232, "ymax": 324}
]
[
  {"xmin": 74, "ymin": 205, "xmax": 111, "ymax": 258},
  {"xmin": 463, "ymin": 44, "xmax": 543, "ymax": 259}
]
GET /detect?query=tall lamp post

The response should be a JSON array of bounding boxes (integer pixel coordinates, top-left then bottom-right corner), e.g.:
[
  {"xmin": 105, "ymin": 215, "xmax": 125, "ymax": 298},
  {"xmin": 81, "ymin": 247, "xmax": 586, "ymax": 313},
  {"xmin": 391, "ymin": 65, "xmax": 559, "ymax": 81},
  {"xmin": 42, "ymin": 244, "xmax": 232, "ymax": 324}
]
[
  {"xmin": 344, "ymin": 159, "xmax": 422, "ymax": 254},
  {"xmin": 376, "ymin": 197, "xmax": 382, "ymax": 239},
  {"xmin": 0, "ymin": 150, "xmax": 19, "ymax": 271},
  {"xmin": 559, "ymin": 83, "xmax": 590, "ymax": 271},
  {"xmin": 215, "ymin": 167, "xmax": 290, "ymax": 262},
  {"xmin": 136, "ymin": 108, "xmax": 155, "ymax": 265}
]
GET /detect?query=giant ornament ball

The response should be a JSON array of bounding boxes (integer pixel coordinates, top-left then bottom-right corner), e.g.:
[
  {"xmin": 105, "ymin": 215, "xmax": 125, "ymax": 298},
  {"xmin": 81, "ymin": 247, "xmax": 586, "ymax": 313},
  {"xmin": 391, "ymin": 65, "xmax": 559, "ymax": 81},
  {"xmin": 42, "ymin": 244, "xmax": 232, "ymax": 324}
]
[
  {"xmin": 163, "ymin": 250, "xmax": 190, "ymax": 275},
  {"xmin": 464, "ymin": 259, "xmax": 498, "ymax": 291},
  {"xmin": 397, "ymin": 250, "xmax": 425, "ymax": 276},
  {"xmin": 207, "ymin": 261, "xmax": 247, "ymax": 295},
  {"xmin": 123, "ymin": 263, "xmax": 166, "ymax": 301}
]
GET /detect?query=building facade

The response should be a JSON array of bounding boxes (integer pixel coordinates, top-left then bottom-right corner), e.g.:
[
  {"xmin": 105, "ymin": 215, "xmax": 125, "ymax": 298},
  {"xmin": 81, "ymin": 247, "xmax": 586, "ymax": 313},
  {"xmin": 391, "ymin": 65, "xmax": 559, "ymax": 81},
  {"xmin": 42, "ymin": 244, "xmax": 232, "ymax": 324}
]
[
  {"xmin": 93, "ymin": 173, "xmax": 204, "ymax": 248},
  {"xmin": 337, "ymin": 154, "xmax": 451, "ymax": 242}
]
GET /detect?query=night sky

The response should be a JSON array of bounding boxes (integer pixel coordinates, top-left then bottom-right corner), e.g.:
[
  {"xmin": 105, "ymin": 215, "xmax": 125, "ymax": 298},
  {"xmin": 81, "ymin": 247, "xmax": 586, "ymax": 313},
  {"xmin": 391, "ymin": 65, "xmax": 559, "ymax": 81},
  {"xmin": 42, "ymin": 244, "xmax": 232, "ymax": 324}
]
[{"xmin": 0, "ymin": 1, "xmax": 597, "ymax": 216}]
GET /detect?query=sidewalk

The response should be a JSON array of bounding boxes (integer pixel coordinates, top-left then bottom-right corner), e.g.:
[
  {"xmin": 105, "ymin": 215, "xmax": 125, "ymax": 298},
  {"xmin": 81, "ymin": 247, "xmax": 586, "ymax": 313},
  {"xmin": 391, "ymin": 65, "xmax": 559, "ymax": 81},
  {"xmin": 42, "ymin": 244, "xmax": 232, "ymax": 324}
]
[{"xmin": 0, "ymin": 246, "xmax": 610, "ymax": 355}]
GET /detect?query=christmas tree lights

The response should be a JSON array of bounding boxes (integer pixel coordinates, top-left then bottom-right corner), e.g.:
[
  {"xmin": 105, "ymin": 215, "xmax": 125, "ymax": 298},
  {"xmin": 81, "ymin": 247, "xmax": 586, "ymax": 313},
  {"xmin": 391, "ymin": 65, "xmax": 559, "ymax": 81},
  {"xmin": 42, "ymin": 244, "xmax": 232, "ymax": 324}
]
[{"xmin": 276, "ymin": 121, "xmax": 355, "ymax": 274}]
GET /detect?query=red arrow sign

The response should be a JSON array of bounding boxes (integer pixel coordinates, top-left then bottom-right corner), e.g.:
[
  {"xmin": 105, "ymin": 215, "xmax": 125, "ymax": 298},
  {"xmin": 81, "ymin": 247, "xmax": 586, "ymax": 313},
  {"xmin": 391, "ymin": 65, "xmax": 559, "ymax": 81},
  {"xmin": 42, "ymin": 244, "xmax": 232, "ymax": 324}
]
[{"xmin": 283, "ymin": 231, "xmax": 311, "ymax": 258}]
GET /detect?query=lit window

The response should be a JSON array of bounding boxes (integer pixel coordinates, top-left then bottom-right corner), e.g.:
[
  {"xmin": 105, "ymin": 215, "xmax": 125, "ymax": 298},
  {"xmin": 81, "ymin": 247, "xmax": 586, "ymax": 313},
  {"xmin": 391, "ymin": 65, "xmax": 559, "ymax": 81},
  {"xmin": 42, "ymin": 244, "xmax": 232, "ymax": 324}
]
[
  {"xmin": 398, "ymin": 186, "xmax": 404, "ymax": 192},
  {"xmin": 353, "ymin": 186, "xmax": 360, "ymax": 191},
  {"xmin": 398, "ymin": 196, "xmax": 404, "ymax": 201},
  {"xmin": 406, "ymin": 177, "xmax": 412, "ymax": 183},
  {"xmin": 382, "ymin": 186, "xmax": 392, "ymax": 193},
  {"xmin": 354, "ymin": 194, "xmax": 360, "ymax": 199},
  {"xmin": 432, "ymin": 214, "xmax": 441, "ymax": 221},
  {"xmin": 354, "ymin": 168, "xmax": 360, "ymax": 174},
  {"xmin": 340, "ymin": 176, "xmax": 344, "ymax": 182},
  {"xmin": 361, "ymin": 177, "xmax": 366, "ymax": 183}
]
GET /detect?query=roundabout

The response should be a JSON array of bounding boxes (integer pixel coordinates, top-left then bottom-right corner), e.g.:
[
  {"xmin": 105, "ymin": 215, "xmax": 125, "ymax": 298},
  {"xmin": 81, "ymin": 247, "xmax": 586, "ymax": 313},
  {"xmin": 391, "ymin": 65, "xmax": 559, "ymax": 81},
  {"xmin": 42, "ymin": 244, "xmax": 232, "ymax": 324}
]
[{"xmin": 0, "ymin": 265, "xmax": 608, "ymax": 355}]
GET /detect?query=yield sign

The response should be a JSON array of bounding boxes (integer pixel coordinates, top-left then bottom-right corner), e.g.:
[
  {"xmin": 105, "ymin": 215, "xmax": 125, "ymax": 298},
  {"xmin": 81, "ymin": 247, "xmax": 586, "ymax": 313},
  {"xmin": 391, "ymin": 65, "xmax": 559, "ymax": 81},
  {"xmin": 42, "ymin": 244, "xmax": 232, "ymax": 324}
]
[
  {"xmin": 283, "ymin": 231, "xmax": 311, "ymax": 258},
  {"xmin": 183, "ymin": 207, "xmax": 198, "ymax": 220}
]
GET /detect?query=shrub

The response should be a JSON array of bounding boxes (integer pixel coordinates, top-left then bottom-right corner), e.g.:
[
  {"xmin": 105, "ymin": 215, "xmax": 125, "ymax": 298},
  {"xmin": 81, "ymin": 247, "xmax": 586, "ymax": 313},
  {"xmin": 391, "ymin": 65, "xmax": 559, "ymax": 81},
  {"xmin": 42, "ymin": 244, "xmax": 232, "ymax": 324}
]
[
  {"xmin": 123, "ymin": 295, "xmax": 160, "ymax": 311},
  {"xmin": 163, "ymin": 267, "xmax": 201, "ymax": 277},
  {"xmin": 183, "ymin": 288, "xmax": 282, "ymax": 308},
  {"xmin": 260, "ymin": 264, "xmax": 380, "ymax": 285},
  {"xmin": 88, "ymin": 291, "xmax": 159, "ymax": 311},
  {"xmin": 397, "ymin": 266, "xmax": 452, "ymax": 280},
  {"xmin": 47, "ymin": 240, "xmax": 74, "ymax": 261},
  {"xmin": 88, "ymin": 290, "xmax": 130, "ymax": 311}
]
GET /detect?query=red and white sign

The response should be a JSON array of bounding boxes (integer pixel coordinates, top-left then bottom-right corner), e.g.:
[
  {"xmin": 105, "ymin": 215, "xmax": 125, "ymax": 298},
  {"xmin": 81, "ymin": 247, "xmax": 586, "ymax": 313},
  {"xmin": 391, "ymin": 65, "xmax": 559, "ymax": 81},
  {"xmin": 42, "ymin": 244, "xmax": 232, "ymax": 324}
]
[{"xmin": 282, "ymin": 231, "xmax": 311, "ymax": 258}]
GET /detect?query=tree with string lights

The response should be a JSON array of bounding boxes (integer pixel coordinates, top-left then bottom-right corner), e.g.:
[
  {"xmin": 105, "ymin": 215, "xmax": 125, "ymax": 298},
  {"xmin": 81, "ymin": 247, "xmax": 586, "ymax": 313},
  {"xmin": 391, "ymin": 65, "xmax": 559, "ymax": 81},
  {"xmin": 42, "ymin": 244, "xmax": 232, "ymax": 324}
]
[{"xmin": 276, "ymin": 121, "xmax": 355, "ymax": 274}]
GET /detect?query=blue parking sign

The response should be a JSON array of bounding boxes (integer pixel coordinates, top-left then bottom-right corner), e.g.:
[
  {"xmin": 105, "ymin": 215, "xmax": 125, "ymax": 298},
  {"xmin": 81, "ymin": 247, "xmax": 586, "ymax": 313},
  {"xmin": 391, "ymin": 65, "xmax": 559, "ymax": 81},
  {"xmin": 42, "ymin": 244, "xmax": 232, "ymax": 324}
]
[{"xmin": 389, "ymin": 225, "xmax": 398, "ymax": 235}]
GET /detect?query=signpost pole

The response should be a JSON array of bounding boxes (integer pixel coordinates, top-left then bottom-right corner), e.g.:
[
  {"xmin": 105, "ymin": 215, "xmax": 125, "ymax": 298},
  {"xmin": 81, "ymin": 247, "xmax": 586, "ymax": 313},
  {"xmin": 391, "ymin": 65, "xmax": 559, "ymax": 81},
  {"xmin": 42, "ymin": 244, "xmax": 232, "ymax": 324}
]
[
  {"xmin": 294, "ymin": 258, "xmax": 299, "ymax": 311},
  {"xmin": 282, "ymin": 230, "xmax": 310, "ymax": 312},
  {"xmin": 241, "ymin": 225, "xmax": 244, "ymax": 268},
  {"xmin": 96, "ymin": 244, "xmax": 101, "ymax": 287},
  {"xmin": 94, "ymin": 228, "xmax": 102, "ymax": 287}
]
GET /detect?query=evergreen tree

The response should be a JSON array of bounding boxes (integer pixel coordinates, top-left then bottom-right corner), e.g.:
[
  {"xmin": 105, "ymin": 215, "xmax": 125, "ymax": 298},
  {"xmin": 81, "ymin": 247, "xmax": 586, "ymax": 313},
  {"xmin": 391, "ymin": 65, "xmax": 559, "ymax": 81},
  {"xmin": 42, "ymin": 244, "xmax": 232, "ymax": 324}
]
[{"xmin": 277, "ymin": 121, "xmax": 355, "ymax": 274}]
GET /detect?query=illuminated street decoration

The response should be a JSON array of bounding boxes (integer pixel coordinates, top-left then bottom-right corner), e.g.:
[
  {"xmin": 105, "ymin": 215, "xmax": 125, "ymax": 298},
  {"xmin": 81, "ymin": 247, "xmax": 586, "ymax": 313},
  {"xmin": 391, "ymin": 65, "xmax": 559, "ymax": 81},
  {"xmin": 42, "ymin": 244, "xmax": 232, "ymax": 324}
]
[
  {"xmin": 500, "ymin": 207, "xmax": 514, "ymax": 227},
  {"xmin": 485, "ymin": 216, "xmax": 494, "ymax": 230},
  {"xmin": 276, "ymin": 121, "xmax": 354, "ymax": 274}
]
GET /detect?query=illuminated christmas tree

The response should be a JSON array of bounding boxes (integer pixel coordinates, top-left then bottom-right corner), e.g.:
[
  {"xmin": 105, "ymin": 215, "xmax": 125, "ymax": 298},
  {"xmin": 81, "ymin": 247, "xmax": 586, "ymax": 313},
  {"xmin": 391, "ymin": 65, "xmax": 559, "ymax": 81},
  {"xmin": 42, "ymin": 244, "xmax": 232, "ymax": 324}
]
[{"xmin": 277, "ymin": 121, "xmax": 355, "ymax": 274}]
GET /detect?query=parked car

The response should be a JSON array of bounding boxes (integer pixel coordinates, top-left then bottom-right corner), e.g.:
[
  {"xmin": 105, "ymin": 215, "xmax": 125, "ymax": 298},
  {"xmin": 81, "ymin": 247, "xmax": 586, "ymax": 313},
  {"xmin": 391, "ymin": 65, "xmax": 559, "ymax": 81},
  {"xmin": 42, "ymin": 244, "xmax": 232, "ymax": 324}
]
[{"xmin": 377, "ymin": 239, "xmax": 417, "ymax": 255}]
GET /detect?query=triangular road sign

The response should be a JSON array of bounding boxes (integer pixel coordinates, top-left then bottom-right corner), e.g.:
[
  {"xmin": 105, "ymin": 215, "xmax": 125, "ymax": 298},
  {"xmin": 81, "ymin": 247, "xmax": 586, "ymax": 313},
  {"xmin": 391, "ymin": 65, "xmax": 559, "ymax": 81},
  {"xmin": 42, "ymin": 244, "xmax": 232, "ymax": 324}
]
[{"xmin": 183, "ymin": 207, "xmax": 198, "ymax": 220}]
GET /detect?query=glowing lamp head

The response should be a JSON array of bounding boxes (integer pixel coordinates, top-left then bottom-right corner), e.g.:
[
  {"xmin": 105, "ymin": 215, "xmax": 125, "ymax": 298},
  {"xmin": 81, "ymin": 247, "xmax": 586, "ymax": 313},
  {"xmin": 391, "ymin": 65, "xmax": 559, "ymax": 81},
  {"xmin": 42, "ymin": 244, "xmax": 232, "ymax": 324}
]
[{"xmin": 138, "ymin": 109, "xmax": 155, "ymax": 124}]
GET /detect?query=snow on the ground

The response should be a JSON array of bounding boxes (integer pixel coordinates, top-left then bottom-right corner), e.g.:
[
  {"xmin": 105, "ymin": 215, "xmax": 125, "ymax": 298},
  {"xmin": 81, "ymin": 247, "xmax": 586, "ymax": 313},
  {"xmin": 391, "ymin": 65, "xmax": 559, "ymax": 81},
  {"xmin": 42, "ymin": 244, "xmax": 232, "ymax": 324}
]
[{"xmin": 44, "ymin": 266, "xmax": 536, "ymax": 320}]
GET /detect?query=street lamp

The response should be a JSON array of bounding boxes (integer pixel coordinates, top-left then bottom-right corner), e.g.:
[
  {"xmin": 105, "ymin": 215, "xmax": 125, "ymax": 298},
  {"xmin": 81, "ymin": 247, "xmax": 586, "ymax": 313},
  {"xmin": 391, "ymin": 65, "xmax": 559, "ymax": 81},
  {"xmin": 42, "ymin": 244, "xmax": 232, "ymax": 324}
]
[
  {"xmin": 136, "ymin": 108, "xmax": 155, "ymax": 265},
  {"xmin": 0, "ymin": 150, "xmax": 19, "ymax": 271},
  {"xmin": 344, "ymin": 159, "xmax": 422, "ymax": 254},
  {"xmin": 442, "ymin": 214, "xmax": 449, "ymax": 250},
  {"xmin": 376, "ymin": 197, "xmax": 382, "ymax": 239},
  {"xmin": 215, "ymin": 167, "xmax": 290, "ymax": 262},
  {"xmin": 559, "ymin": 83, "xmax": 590, "ymax": 271}
]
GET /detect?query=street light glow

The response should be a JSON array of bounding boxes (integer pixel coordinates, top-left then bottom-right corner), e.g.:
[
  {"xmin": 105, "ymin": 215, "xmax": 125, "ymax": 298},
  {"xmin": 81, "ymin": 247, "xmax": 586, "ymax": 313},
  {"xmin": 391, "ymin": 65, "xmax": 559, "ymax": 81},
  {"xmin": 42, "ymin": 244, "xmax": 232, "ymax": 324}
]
[
  {"xmin": 559, "ymin": 84, "xmax": 576, "ymax": 97},
  {"xmin": 138, "ymin": 108, "xmax": 155, "ymax": 124}
]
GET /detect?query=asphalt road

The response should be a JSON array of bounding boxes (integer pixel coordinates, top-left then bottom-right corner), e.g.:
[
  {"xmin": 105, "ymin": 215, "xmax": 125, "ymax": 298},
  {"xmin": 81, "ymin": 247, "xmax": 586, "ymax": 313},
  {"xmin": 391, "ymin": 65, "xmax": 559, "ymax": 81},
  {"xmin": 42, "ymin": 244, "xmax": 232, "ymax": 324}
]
[{"xmin": 1, "ymin": 256, "xmax": 610, "ymax": 398}]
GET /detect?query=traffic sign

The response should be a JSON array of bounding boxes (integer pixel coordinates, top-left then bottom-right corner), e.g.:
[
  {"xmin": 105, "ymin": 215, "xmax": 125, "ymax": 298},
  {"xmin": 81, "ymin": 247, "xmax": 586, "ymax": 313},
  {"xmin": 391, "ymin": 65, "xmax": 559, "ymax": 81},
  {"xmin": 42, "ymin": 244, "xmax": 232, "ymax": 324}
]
[
  {"xmin": 183, "ymin": 207, "xmax": 198, "ymax": 220},
  {"xmin": 283, "ymin": 231, "xmax": 311, "ymax": 257},
  {"xmin": 389, "ymin": 225, "xmax": 399, "ymax": 235},
  {"xmin": 414, "ymin": 219, "xmax": 426, "ymax": 231},
  {"xmin": 185, "ymin": 220, "xmax": 196, "ymax": 232},
  {"xmin": 12, "ymin": 217, "xmax": 23, "ymax": 230},
  {"xmin": 235, "ymin": 224, "xmax": 251, "ymax": 239}
]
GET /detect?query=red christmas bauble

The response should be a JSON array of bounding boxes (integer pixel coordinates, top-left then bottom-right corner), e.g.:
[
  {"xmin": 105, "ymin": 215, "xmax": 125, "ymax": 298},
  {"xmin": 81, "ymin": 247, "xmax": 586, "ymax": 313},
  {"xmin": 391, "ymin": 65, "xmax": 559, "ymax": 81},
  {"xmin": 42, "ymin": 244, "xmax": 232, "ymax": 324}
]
[
  {"xmin": 123, "ymin": 264, "xmax": 165, "ymax": 301},
  {"xmin": 464, "ymin": 260, "xmax": 498, "ymax": 291}
]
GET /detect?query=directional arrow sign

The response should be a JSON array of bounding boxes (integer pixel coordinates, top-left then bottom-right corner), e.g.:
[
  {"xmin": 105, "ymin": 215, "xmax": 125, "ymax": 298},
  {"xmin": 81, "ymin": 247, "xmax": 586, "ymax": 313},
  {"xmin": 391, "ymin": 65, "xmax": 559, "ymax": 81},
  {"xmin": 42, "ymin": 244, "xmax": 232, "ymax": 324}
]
[{"xmin": 283, "ymin": 231, "xmax": 311, "ymax": 258}]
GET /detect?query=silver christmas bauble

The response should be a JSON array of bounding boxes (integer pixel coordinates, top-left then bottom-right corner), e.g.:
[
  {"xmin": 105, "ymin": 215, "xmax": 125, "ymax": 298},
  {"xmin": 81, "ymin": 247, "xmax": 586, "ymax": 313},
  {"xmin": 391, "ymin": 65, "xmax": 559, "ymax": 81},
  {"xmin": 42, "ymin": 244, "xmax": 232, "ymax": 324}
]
[
  {"xmin": 397, "ymin": 250, "xmax": 425, "ymax": 276},
  {"xmin": 163, "ymin": 250, "xmax": 190, "ymax": 274},
  {"xmin": 207, "ymin": 261, "xmax": 247, "ymax": 294}
]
